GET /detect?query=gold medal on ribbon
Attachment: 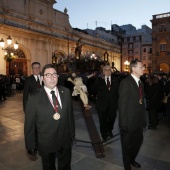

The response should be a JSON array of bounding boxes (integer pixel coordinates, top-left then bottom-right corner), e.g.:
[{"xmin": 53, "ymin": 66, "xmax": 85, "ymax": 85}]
[
  {"xmin": 139, "ymin": 99, "xmax": 142, "ymax": 104},
  {"xmin": 53, "ymin": 113, "xmax": 60, "ymax": 120}
]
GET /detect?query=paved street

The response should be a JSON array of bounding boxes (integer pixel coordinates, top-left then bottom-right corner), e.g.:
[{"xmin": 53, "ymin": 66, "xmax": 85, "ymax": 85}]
[{"xmin": 0, "ymin": 93, "xmax": 170, "ymax": 170}]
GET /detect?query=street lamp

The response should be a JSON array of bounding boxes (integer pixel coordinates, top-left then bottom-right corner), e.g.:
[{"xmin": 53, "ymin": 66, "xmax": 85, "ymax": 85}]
[
  {"xmin": 104, "ymin": 51, "xmax": 109, "ymax": 61},
  {"xmin": 124, "ymin": 60, "xmax": 130, "ymax": 72},
  {"xmin": 52, "ymin": 52, "xmax": 57, "ymax": 64},
  {"xmin": 0, "ymin": 36, "xmax": 19, "ymax": 75}
]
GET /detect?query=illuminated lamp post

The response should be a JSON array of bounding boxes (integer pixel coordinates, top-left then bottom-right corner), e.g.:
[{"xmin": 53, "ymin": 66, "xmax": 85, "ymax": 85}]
[
  {"xmin": 104, "ymin": 51, "xmax": 109, "ymax": 62},
  {"xmin": 0, "ymin": 36, "xmax": 19, "ymax": 75},
  {"xmin": 124, "ymin": 60, "xmax": 130, "ymax": 72}
]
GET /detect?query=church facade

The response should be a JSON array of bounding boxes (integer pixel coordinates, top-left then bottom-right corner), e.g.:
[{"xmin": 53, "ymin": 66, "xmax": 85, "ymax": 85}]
[{"xmin": 0, "ymin": 0, "xmax": 121, "ymax": 75}]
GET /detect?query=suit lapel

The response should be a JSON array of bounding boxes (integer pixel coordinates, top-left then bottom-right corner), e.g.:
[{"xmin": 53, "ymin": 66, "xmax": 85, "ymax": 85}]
[
  {"xmin": 31, "ymin": 75, "xmax": 37, "ymax": 83},
  {"xmin": 129, "ymin": 75, "xmax": 140, "ymax": 96},
  {"xmin": 40, "ymin": 87, "xmax": 55, "ymax": 113},
  {"xmin": 110, "ymin": 77, "xmax": 115, "ymax": 89},
  {"xmin": 101, "ymin": 78, "xmax": 108, "ymax": 89},
  {"xmin": 31, "ymin": 74, "xmax": 38, "ymax": 89},
  {"xmin": 57, "ymin": 86, "xmax": 65, "ymax": 118}
]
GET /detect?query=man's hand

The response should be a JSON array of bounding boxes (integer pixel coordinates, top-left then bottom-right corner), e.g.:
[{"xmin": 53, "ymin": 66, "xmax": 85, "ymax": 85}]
[{"xmin": 27, "ymin": 148, "xmax": 37, "ymax": 156}]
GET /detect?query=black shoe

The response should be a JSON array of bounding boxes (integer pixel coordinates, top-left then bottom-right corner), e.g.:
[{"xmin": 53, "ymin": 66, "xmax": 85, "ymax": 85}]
[
  {"xmin": 108, "ymin": 131, "xmax": 114, "ymax": 138},
  {"xmin": 131, "ymin": 161, "xmax": 141, "ymax": 168},
  {"xmin": 148, "ymin": 125, "xmax": 157, "ymax": 130},
  {"xmin": 102, "ymin": 138, "xmax": 107, "ymax": 142},
  {"xmin": 102, "ymin": 135, "xmax": 108, "ymax": 142}
]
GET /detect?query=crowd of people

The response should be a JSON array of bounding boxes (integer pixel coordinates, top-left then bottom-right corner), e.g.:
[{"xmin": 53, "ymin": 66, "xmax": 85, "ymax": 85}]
[
  {"xmin": 60, "ymin": 67, "xmax": 170, "ymax": 130},
  {"xmin": 0, "ymin": 74, "xmax": 25, "ymax": 101},
  {"xmin": 0, "ymin": 60, "xmax": 170, "ymax": 170}
]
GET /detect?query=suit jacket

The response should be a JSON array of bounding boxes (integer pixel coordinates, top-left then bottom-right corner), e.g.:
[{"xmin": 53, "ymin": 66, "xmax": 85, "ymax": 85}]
[
  {"xmin": 118, "ymin": 75, "xmax": 146, "ymax": 130},
  {"xmin": 24, "ymin": 86, "xmax": 75, "ymax": 153},
  {"xmin": 94, "ymin": 75, "xmax": 119, "ymax": 113},
  {"xmin": 23, "ymin": 75, "xmax": 40, "ymax": 111},
  {"xmin": 145, "ymin": 83, "xmax": 163, "ymax": 109}
]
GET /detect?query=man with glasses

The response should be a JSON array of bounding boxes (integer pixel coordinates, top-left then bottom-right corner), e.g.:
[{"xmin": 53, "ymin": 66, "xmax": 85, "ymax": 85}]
[
  {"xmin": 24, "ymin": 64, "xmax": 75, "ymax": 170},
  {"xmin": 118, "ymin": 59, "xmax": 146, "ymax": 170},
  {"xmin": 23, "ymin": 62, "xmax": 42, "ymax": 111}
]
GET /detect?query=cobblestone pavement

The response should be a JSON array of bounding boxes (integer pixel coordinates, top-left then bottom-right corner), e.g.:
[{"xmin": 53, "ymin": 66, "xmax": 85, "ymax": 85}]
[{"xmin": 0, "ymin": 93, "xmax": 170, "ymax": 170}]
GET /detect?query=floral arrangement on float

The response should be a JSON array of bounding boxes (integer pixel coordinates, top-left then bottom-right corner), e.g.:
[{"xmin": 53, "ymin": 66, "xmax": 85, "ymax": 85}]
[{"xmin": 52, "ymin": 52, "xmax": 106, "ymax": 72}]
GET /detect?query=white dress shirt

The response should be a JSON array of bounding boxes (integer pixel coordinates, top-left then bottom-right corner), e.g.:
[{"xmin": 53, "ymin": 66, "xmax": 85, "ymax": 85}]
[{"xmin": 44, "ymin": 86, "xmax": 62, "ymax": 108}]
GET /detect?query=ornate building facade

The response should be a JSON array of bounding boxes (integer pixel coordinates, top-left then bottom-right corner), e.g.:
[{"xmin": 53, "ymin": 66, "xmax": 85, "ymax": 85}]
[
  {"xmin": 151, "ymin": 12, "xmax": 170, "ymax": 73},
  {"xmin": 0, "ymin": 0, "xmax": 121, "ymax": 75}
]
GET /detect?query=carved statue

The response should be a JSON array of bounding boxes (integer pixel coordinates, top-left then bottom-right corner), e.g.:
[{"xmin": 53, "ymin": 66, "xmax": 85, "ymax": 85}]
[
  {"xmin": 75, "ymin": 38, "xmax": 82, "ymax": 59},
  {"xmin": 68, "ymin": 73, "xmax": 91, "ymax": 110},
  {"xmin": 64, "ymin": 8, "xmax": 68, "ymax": 14}
]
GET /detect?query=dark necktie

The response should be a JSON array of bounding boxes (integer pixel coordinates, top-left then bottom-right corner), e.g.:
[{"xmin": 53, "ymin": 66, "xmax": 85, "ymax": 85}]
[
  {"xmin": 107, "ymin": 77, "xmax": 110, "ymax": 90},
  {"xmin": 37, "ymin": 76, "xmax": 41, "ymax": 88},
  {"xmin": 50, "ymin": 90, "xmax": 61, "ymax": 110},
  {"xmin": 138, "ymin": 80, "xmax": 142, "ymax": 89},
  {"xmin": 138, "ymin": 80, "xmax": 143, "ymax": 103}
]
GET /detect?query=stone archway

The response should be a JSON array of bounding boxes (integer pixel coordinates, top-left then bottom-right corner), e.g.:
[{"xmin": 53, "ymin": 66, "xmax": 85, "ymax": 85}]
[
  {"xmin": 52, "ymin": 51, "xmax": 65, "ymax": 64},
  {"xmin": 52, "ymin": 51, "xmax": 69, "ymax": 73},
  {"xmin": 6, "ymin": 48, "xmax": 27, "ymax": 75},
  {"xmin": 159, "ymin": 63, "xmax": 169, "ymax": 73}
]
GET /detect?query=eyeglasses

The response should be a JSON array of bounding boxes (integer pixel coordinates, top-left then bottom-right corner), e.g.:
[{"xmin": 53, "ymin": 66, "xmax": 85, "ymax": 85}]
[
  {"xmin": 44, "ymin": 73, "xmax": 58, "ymax": 78},
  {"xmin": 32, "ymin": 67, "xmax": 40, "ymax": 70},
  {"xmin": 104, "ymin": 69, "xmax": 111, "ymax": 71},
  {"xmin": 134, "ymin": 66, "xmax": 144, "ymax": 70},
  {"xmin": 137, "ymin": 66, "xmax": 144, "ymax": 70}
]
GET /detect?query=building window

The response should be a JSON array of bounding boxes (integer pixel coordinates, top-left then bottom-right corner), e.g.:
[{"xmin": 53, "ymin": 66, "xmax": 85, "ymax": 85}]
[
  {"xmin": 148, "ymin": 48, "xmax": 152, "ymax": 54},
  {"xmin": 159, "ymin": 24, "xmax": 167, "ymax": 32},
  {"xmin": 143, "ymin": 48, "xmax": 146, "ymax": 52},
  {"xmin": 128, "ymin": 51, "xmax": 133, "ymax": 56},
  {"xmin": 160, "ymin": 43, "xmax": 166, "ymax": 52},
  {"xmin": 130, "ymin": 37, "xmax": 133, "ymax": 42},
  {"xmin": 124, "ymin": 38, "xmax": 127, "ymax": 43},
  {"xmin": 129, "ymin": 44, "xmax": 133, "ymax": 49},
  {"xmin": 136, "ymin": 36, "xmax": 139, "ymax": 42},
  {"xmin": 148, "ymin": 55, "xmax": 151, "ymax": 60}
]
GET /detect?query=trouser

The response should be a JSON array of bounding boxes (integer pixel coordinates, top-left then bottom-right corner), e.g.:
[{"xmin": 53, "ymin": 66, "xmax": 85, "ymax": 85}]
[
  {"xmin": 149, "ymin": 108, "xmax": 158, "ymax": 127},
  {"xmin": 41, "ymin": 148, "xmax": 71, "ymax": 170},
  {"xmin": 0, "ymin": 86, "xmax": 6, "ymax": 100},
  {"xmin": 167, "ymin": 97, "xmax": 170, "ymax": 124},
  {"xmin": 121, "ymin": 128, "xmax": 143, "ymax": 170},
  {"xmin": 97, "ymin": 108, "xmax": 116, "ymax": 139}
]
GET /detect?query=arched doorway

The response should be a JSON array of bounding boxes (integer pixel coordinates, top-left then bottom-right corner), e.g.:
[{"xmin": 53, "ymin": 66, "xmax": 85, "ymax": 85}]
[
  {"xmin": 159, "ymin": 63, "xmax": 169, "ymax": 73},
  {"xmin": 6, "ymin": 48, "xmax": 27, "ymax": 75},
  {"xmin": 52, "ymin": 51, "xmax": 68, "ymax": 73}
]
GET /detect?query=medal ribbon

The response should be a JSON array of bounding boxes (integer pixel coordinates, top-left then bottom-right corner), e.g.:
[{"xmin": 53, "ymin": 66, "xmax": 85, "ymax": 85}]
[
  {"xmin": 46, "ymin": 91, "xmax": 59, "ymax": 113},
  {"xmin": 36, "ymin": 76, "xmax": 41, "ymax": 89}
]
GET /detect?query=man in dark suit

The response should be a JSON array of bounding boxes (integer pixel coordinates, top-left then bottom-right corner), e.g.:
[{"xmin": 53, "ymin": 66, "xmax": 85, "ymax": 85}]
[
  {"xmin": 94, "ymin": 65, "xmax": 119, "ymax": 142},
  {"xmin": 118, "ymin": 59, "xmax": 146, "ymax": 170},
  {"xmin": 24, "ymin": 64, "xmax": 75, "ymax": 170},
  {"xmin": 23, "ymin": 62, "xmax": 42, "ymax": 111}
]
